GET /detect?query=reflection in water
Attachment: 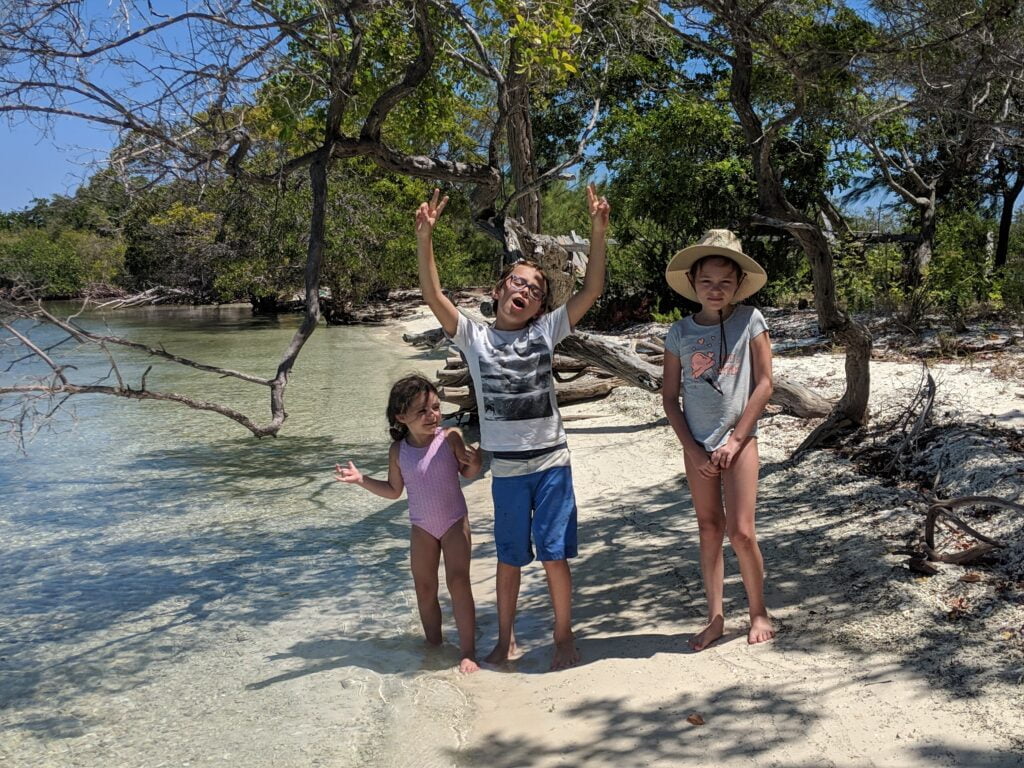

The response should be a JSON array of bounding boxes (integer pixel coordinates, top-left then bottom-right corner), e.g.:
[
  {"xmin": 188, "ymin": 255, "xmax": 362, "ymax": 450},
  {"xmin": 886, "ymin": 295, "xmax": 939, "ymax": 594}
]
[{"xmin": 0, "ymin": 304, "xmax": 471, "ymax": 767}]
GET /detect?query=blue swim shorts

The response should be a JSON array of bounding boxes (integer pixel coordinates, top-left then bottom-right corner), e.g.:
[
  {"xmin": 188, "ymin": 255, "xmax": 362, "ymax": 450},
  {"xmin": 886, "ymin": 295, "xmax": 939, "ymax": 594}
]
[{"xmin": 491, "ymin": 465, "xmax": 578, "ymax": 566}]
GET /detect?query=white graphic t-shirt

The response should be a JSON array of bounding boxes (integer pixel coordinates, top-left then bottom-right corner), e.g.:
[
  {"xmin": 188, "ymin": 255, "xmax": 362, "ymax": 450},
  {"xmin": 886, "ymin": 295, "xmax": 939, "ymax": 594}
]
[{"xmin": 452, "ymin": 305, "xmax": 571, "ymax": 456}]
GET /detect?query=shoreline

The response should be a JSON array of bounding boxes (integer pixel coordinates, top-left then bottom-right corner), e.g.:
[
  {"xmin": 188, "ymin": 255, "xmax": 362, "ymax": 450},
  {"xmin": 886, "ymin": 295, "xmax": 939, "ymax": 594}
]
[{"xmin": 399, "ymin": 303, "xmax": 1024, "ymax": 766}]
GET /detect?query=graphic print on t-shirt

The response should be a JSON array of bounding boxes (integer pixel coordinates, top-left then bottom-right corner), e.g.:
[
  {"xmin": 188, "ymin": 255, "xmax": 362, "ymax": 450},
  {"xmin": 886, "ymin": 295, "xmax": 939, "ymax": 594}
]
[
  {"xmin": 479, "ymin": 336, "xmax": 554, "ymax": 421},
  {"xmin": 689, "ymin": 336, "xmax": 724, "ymax": 396}
]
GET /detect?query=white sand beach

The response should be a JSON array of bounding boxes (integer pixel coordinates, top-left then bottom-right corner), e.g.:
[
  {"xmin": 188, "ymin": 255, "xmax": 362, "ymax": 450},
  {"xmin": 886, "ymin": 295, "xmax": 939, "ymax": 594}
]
[
  {"xmin": 397, "ymin": 307, "xmax": 1024, "ymax": 767},
  {"xmin": 3, "ymin": 306, "xmax": 1021, "ymax": 768}
]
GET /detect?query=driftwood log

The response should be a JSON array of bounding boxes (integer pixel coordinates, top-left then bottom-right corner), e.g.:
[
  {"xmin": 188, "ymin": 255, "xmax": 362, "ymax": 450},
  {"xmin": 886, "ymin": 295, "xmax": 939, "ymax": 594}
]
[
  {"xmin": 409, "ymin": 323, "xmax": 833, "ymax": 418},
  {"xmin": 441, "ymin": 376, "xmax": 625, "ymax": 410}
]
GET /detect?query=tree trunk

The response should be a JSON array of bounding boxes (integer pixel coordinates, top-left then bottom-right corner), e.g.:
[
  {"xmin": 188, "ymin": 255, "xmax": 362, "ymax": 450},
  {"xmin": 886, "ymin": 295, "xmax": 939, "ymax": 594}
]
[
  {"xmin": 267, "ymin": 151, "xmax": 329, "ymax": 430},
  {"xmin": 728, "ymin": 22, "xmax": 871, "ymax": 445},
  {"xmin": 909, "ymin": 206, "xmax": 936, "ymax": 286},
  {"xmin": 507, "ymin": 44, "xmax": 541, "ymax": 233},
  {"xmin": 995, "ymin": 171, "xmax": 1023, "ymax": 270}
]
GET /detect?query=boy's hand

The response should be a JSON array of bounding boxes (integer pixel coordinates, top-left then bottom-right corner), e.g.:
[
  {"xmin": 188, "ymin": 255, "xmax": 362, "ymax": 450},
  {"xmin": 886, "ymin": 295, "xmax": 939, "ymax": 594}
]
[
  {"xmin": 455, "ymin": 441, "xmax": 477, "ymax": 467},
  {"xmin": 335, "ymin": 461, "xmax": 363, "ymax": 484},
  {"xmin": 587, "ymin": 183, "xmax": 610, "ymax": 233},
  {"xmin": 415, "ymin": 188, "xmax": 449, "ymax": 239}
]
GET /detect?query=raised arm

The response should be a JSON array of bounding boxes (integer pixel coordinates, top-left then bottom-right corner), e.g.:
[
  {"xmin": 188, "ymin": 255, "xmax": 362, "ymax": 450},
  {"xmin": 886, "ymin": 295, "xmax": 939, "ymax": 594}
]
[
  {"xmin": 566, "ymin": 183, "xmax": 611, "ymax": 328},
  {"xmin": 335, "ymin": 441, "xmax": 405, "ymax": 500},
  {"xmin": 416, "ymin": 189, "xmax": 459, "ymax": 337}
]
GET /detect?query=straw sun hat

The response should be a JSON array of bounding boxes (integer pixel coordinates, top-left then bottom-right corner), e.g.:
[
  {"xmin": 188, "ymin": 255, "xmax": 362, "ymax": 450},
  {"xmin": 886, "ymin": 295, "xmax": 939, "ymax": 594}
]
[{"xmin": 665, "ymin": 229, "xmax": 767, "ymax": 303}]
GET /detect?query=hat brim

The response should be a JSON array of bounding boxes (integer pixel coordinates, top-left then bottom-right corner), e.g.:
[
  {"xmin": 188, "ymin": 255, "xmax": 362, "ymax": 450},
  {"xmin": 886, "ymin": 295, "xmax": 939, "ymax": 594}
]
[{"xmin": 665, "ymin": 244, "xmax": 767, "ymax": 302}]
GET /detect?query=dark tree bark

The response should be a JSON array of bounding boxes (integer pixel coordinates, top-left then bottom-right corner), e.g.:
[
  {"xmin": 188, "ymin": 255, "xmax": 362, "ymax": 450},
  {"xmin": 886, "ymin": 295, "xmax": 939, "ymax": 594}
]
[
  {"xmin": 995, "ymin": 163, "xmax": 1024, "ymax": 270},
  {"xmin": 727, "ymin": 14, "xmax": 871, "ymax": 446}
]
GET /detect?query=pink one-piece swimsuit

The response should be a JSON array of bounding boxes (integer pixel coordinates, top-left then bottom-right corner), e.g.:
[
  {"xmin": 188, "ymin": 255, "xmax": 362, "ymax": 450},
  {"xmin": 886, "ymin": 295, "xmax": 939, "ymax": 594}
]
[{"xmin": 398, "ymin": 428, "xmax": 468, "ymax": 540}]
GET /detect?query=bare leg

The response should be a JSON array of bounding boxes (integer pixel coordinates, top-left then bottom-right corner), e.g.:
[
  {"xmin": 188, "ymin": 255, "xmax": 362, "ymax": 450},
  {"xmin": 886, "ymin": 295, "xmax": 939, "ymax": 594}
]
[
  {"xmin": 440, "ymin": 517, "xmax": 479, "ymax": 673},
  {"xmin": 683, "ymin": 453, "xmax": 727, "ymax": 651},
  {"xmin": 542, "ymin": 559, "xmax": 579, "ymax": 670},
  {"xmin": 484, "ymin": 561, "xmax": 521, "ymax": 664},
  {"xmin": 722, "ymin": 438, "xmax": 774, "ymax": 645},
  {"xmin": 410, "ymin": 526, "xmax": 443, "ymax": 646}
]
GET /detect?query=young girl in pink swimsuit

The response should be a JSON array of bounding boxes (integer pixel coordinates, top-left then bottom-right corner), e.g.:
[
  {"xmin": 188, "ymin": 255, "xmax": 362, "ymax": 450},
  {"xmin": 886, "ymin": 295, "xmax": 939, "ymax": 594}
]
[{"xmin": 336, "ymin": 374, "xmax": 483, "ymax": 673}]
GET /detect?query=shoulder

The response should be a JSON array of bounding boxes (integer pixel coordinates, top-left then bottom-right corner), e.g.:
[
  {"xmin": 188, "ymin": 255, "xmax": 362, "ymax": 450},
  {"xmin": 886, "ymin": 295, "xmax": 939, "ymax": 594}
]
[
  {"xmin": 389, "ymin": 440, "xmax": 403, "ymax": 462},
  {"xmin": 744, "ymin": 306, "xmax": 769, "ymax": 336},
  {"xmin": 452, "ymin": 310, "xmax": 485, "ymax": 344},
  {"xmin": 664, "ymin": 317, "xmax": 691, "ymax": 350},
  {"xmin": 534, "ymin": 303, "xmax": 570, "ymax": 334}
]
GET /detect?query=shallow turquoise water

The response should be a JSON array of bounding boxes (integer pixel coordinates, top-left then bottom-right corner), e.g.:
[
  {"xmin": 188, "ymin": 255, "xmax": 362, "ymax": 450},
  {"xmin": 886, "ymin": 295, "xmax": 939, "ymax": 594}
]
[{"xmin": 0, "ymin": 305, "xmax": 471, "ymax": 766}]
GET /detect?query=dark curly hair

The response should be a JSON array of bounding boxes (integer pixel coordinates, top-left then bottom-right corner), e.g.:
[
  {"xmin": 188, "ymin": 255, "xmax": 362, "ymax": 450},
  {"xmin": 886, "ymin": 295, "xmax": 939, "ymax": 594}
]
[{"xmin": 386, "ymin": 374, "xmax": 439, "ymax": 441}]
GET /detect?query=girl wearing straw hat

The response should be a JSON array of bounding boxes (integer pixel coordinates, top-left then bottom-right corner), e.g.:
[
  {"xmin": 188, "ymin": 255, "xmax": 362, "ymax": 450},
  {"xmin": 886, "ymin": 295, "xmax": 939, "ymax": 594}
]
[{"xmin": 662, "ymin": 229, "xmax": 775, "ymax": 650}]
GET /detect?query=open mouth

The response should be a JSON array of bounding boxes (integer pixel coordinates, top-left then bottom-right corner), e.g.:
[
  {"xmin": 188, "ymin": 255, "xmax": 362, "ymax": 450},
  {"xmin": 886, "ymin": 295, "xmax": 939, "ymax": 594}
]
[{"xmin": 511, "ymin": 296, "xmax": 527, "ymax": 310}]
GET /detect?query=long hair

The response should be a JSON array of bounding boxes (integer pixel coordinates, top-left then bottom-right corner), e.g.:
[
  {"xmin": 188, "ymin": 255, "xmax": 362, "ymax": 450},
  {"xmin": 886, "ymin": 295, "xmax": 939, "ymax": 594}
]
[
  {"xmin": 494, "ymin": 258, "xmax": 552, "ymax": 314},
  {"xmin": 386, "ymin": 374, "xmax": 438, "ymax": 441}
]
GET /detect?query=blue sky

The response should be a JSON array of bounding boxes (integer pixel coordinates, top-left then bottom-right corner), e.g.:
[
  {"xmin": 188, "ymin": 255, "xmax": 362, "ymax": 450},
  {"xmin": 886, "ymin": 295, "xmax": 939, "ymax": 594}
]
[{"xmin": 1, "ymin": 116, "xmax": 117, "ymax": 211}]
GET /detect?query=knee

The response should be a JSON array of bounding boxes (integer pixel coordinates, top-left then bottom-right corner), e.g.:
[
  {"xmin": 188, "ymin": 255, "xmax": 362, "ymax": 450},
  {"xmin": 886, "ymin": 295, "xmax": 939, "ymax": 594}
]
[
  {"xmin": 413, "ymin": 576, "xmax": 439, "ymax": 601},
  {"xmin": 727, "ymin": 526, "xmax": 756, "ymax": 550},
  {"xmin": 445, "ymin": 567, "xmax": 470, "ymax": 592},
  {"xmin": 696, "ymin": 517, "xmax": 725, "ymax": 538}
]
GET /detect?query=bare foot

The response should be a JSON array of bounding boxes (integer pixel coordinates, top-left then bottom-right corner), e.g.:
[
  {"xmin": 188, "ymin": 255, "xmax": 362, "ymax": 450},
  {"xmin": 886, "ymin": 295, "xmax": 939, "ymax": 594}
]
[
  {"xmin": 550, "ymin": 633, "xmax": 580, "ymax": 671},
  {"xmin": 688, "ymin": 615, "xmax": 725, "ymax": 652},
  {"xmin": 748, "ymin": 613, "xmax": 775, "ymax": 645},
  {"xmin": 484, "ymin": 638, "xmax": 519, "ymax": 665},
  {"xmin": 459, "ymin": 656, "xmax": 481, "ymax": 674}
]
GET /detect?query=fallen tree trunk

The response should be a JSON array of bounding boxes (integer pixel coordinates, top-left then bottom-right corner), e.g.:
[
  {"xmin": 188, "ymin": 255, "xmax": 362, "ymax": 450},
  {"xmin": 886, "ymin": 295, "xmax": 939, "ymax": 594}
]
[
  {"xmin": 441, "ymin": 375, "xmax": 625, "ymax": 410},
  {"xmin": 409, "ymin": 324, "xmax": 834, "ymax": 419},
  {"xmin": 557, "ymin": 332, "xmax": 663, "ymax": 391}
]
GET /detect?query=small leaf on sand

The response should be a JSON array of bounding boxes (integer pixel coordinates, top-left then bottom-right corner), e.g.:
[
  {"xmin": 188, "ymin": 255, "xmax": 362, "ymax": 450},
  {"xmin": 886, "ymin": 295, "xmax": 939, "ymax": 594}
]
[
  {"xmin": 960, "ymin": 572, "xmax": 982, "ymax": 583},
  {"xmin": 686, "ymin": 713, "xmax": 705, "ymax": 726}
]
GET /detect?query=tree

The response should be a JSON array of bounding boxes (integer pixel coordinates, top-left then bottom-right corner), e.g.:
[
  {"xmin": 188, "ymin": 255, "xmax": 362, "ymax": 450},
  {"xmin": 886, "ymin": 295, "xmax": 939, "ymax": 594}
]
[
  {"xmin": 642, "ymin": 0, "xmax": 876, "ymax": 445},
  {"xmin": 852, "ymin": 0, "xmax": 1024, "ymax": 288},
  {"xmin": 0, "ymin": 0, "xmax": 606, "ymax": 438}
]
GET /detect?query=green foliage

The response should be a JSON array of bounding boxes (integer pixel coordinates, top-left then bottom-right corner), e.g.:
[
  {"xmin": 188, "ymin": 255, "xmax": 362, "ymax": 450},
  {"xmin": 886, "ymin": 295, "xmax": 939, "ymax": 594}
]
[
  {"xmin": 123, "ymin": 196, "xmax": 227, "ymax": 299},
  {"xmin": 0, "ymin": 228, "xmax": 124, "ymax": 296},
  {"xmin": 834, "ymin": 242, "xmax": 905, "ymax": 312},
  {"xmin": 927, "ymin": 210, "xmax": 997, "ymax": 319}
]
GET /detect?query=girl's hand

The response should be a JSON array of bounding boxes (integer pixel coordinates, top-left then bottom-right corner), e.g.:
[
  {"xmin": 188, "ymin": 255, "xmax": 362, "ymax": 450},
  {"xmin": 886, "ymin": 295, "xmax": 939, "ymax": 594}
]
[
  {"xmin": 415, "ymin": 188, "xmax": 449, "ymax": 238},
  {"xmin": 335, "ymin": 461, "xmax": 363, "ymax": 484},
  {"xmin": 686, "ymin": 448, "xmax": 720, "ymax": 478},
  {"xmin": 587, "ymin": 183, "xmax": 610, "ymax": 233},
  {"xmin": 711, "ymin": 437, "xmax": 743, "ymax": 470}
]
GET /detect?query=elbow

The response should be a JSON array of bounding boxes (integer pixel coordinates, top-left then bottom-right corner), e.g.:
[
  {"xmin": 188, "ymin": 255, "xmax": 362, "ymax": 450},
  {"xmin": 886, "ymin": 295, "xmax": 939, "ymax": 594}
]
[{"xmin": 661, "ymin": 391, "xmax": 677, "ymax": 415}]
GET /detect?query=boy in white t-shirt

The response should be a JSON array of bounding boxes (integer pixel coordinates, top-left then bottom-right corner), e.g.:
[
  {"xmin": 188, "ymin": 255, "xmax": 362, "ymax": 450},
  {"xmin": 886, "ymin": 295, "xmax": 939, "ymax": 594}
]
[{"xmin": 415, "ymin": 186, "xmax": 610, "ymax": 670}]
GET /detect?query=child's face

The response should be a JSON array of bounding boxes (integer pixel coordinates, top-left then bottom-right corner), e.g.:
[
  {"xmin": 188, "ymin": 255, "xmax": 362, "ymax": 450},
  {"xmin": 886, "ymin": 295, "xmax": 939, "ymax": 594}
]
[
  {"xmin": 689, "ymin": 259, "xmax": 741, "ymax": 310},
  {"xmin": 396, "ymin": 391, "xmax": 442, "ymax": 439},
  {"xmin": 493, "ymin": 264, "xmax": 547, "ymax": 329}
]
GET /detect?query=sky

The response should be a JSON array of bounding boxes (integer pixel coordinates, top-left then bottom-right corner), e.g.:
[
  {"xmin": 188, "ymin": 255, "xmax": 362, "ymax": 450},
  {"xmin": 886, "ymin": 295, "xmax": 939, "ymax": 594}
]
[{"xmin": 0, "ymin": 117, "xmax": 117, "ymax": 211}]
